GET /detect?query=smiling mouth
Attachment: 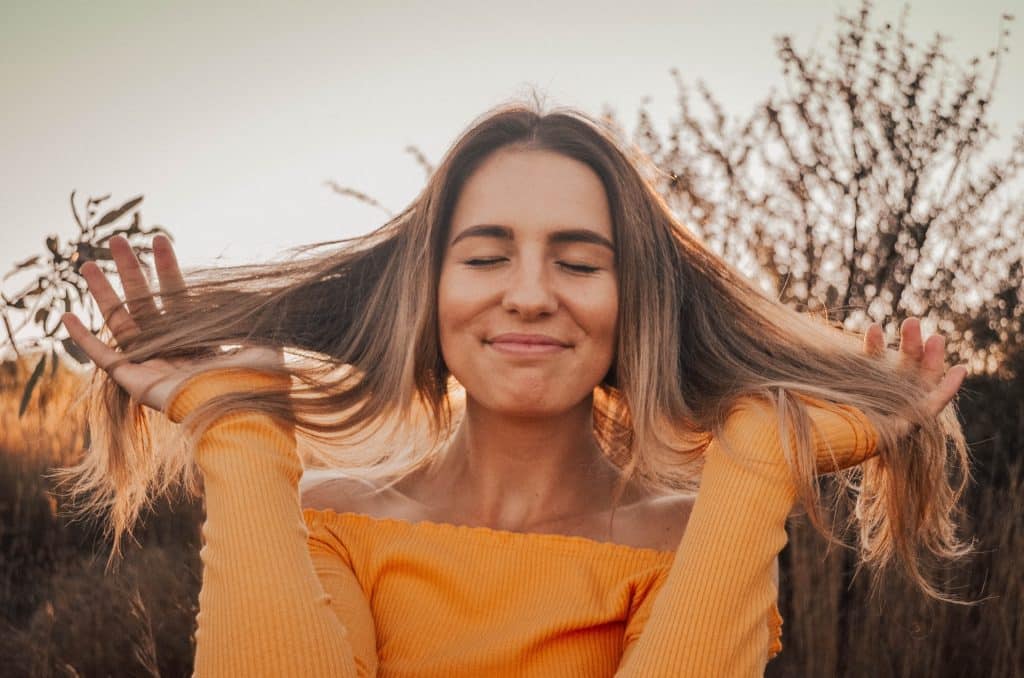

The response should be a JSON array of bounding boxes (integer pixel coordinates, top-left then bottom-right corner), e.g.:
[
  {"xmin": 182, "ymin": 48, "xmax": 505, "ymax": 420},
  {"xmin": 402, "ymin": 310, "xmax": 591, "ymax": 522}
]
[
  {"xmin": 487, "ymin": 341, "xmax": 568, "ymax": 355},
  {"xmin": 485, "ymin": 333, "xmax": 572, "ymax": 355}
]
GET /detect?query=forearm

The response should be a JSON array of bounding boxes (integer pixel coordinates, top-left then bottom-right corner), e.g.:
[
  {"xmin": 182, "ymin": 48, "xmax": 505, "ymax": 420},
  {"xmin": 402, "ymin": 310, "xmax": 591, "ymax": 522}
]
[
  {"xmin": 169, "ymin": 370, "xmax": 363, "ymax": 677},
  {"xmin": 616, "ymin": 437, "xmax": 794, "ymax": 676},
  {"xmin": 616, "ymin": 398, "xmax": 878, "ymax": 677}
]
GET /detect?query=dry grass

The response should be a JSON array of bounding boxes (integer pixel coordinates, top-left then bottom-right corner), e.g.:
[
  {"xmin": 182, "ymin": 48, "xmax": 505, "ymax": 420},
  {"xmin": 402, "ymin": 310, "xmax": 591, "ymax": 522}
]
[
  {"xmin": 1, "ymin": 356, "xmax": 203, "ymax": 677},
  {"xmin": 1, "ymin": 354, "xmax": 1020, "ymax": 676}
]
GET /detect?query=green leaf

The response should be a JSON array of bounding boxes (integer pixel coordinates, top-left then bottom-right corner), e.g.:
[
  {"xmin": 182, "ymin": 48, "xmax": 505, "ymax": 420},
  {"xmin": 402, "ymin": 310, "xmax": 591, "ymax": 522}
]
[{"xmin": 19, "ymin": 354, "xmax": 47, "ymax": 417}]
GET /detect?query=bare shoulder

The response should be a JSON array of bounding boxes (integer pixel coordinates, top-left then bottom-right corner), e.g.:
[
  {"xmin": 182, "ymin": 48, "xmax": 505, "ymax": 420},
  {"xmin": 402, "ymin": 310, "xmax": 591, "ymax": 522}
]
[
  {"xmin": 300, "ymin": 471, "xmax": 380, "ymax": 514},
  {"xmin": 624, "ymin": 492, "xmax": 779, "ymax": 580},
  {"xmin": 619, "ymin": 492, "xmax": 695, "ymax": 552}
]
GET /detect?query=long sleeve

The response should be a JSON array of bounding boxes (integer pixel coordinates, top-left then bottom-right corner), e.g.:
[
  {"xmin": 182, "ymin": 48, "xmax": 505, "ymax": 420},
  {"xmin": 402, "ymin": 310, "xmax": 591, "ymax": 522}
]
[
  {"xmin": 616, "ymin": 395, "xmax": 878, "ymax": 677},
  {"xmin": 165, "ymin": 367, "xmax": 378, "ymax": 677}
]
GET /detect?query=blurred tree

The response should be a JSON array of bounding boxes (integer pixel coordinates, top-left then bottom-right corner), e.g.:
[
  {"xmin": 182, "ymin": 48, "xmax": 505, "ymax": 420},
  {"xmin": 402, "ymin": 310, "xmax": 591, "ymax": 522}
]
[
  {"xmin": 604, "ymin": 1, "xmax": 1022, "ymax": 378},
  {"xmin": 597, "ymin": 3, "xmax": 1023, "ymax": 674}
]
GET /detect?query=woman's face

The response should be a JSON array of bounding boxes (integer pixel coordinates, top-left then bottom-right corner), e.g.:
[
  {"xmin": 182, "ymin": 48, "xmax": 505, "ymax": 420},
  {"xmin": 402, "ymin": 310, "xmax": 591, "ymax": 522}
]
[{"xmin": 439, "ymin": 147, "xmax": 618, "ymax": 417}]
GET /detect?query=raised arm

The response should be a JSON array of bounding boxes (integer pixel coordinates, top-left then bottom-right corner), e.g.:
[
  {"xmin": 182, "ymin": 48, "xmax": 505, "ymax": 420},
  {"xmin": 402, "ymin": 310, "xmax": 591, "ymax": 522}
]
[
  {"xmin": 167, "ymin": 368, "xmax": 378, "ymax": 677},
  {"xmin": 616, "ymin": 313, "xmax": 969, "ymax": 676},
  {"xmin": 58, "ymin": 235, "xmax": 377, "ymax": 676},
  {"xmin": 616, "ymin": 396, "xmax": 878, "ymax": 677}
]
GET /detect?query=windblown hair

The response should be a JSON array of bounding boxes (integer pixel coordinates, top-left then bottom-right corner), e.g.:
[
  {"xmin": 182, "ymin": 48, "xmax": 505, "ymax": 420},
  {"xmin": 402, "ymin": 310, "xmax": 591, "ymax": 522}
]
[{"xmin": 50, "ymin": 97, "xmax": 973, "ymax": 603}]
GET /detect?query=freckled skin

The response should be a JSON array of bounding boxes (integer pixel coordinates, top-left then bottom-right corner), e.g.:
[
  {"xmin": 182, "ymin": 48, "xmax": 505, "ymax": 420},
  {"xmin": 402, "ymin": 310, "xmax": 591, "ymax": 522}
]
[{"xmin": 438, "ymin": 147, "xmax": 618, "ymax": 418}]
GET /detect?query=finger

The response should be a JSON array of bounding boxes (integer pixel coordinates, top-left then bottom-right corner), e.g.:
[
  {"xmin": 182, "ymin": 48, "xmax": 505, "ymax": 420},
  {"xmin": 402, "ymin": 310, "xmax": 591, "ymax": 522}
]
[
  {"xmin": 920, "ymin": 333, "xmax": 947, "ymax": 386},
  {"xmin": 153, "ymin": 234, "xmax": 188, "ymax": 312},
  {"xmin": 864, "ymin": 323, "xmax": 885, "ymax": 357},
  {"xmin": 898, "ymin": 317, "xmax": 924, "ymax": 367},
  {"xmin": 60, "ymin": 312, "xmax": 127, "ymax": 376},
  {"xmin": 80, "ymin": 260, "xmax": 141, "ymax": 343},
  {"xmin": 924, "ymin": 364, "xmax": 967, "ymax": 417},
  {"xmin": 110, "ymin": 235, "xmax": 160, "ymax": 321}
]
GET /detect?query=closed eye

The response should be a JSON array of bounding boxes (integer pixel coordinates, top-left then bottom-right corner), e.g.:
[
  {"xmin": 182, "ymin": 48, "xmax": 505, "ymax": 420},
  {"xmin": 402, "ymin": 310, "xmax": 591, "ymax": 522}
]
[
  {"xmin": 558, "ymin": 262, "xmax": 600, "ymax": 274},
  {"xmin": 463, "ymin": 257, "xmax": 508, "ymax": 267},
  {"xmin": 461, "ymin": 258, "xmax": 599, "ymax": 274}
]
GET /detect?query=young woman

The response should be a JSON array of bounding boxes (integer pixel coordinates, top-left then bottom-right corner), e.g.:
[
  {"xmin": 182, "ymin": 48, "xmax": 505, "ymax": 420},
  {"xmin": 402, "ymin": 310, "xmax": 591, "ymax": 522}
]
[{"xmin": 57, "ymin": 100, "xmax": 969, "ymax": 677}]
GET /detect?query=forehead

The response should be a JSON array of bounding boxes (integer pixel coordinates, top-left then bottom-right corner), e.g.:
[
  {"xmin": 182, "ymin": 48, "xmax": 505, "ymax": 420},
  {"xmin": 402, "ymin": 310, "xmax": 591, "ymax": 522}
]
[{"xmin": 449, "ymin": 148, "xmax": 613, "ymax": 241}]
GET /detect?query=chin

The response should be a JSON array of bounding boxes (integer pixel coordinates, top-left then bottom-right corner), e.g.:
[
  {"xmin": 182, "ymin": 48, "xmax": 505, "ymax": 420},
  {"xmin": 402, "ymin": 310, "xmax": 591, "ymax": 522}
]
[
  {"xmin": 471, "ymin": 387, "xmax": 593, "ymax": 419},
  {"xmin": 495, "ymin": 401, "xmax": 564, "ymax": 419}
]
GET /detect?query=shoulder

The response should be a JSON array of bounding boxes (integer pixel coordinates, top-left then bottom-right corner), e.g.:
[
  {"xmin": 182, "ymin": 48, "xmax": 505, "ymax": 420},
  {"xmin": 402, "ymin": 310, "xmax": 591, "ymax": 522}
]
[
  {"xmin": 300, "ymin": 471, "xmax": 379, "ymax": 514},
  {"xmin": 621, "ymin": 492, "xmax": 695, "ymax": 552},
  {"xmin": 625, "ymin": 492, "xmax": 779, "ymax": 579}
]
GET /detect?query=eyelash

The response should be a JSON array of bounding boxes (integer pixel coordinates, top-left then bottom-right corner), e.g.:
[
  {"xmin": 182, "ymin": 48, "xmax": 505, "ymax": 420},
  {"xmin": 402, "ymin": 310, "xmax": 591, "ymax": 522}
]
[{"xmin": 462, "ymin": 258, "xmax": 600, "ymax": 274}]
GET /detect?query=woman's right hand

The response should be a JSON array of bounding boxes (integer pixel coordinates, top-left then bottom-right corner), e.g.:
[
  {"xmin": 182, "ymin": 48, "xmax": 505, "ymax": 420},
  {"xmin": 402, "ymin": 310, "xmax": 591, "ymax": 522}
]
[{"xmin": 60, "ymin": 234, "xmax": 283, "ymax": 415}]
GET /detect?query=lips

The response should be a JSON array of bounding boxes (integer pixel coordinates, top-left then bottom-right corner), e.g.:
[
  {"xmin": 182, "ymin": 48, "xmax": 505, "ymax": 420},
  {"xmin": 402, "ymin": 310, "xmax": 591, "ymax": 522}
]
[
  {"xmin": 485, "ymin": 333, "xmax": 571, "ymax": 355},
  {"xmin": 488, "ymin": 333, "xmax": 569, "ymax": 346}
]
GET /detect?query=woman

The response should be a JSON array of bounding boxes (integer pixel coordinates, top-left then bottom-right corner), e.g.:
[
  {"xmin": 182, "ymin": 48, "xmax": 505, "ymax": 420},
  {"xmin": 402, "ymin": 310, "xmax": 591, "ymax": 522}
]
[{"xmin": 57, "ymin": 100, "xmax": 970, "ymax": 677}]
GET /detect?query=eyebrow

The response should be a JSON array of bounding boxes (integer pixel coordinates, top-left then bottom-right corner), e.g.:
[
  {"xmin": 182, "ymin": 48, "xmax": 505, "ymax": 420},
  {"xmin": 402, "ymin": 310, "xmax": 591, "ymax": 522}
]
[{"xmin": 450, "ymin": 224, "xmax": 615, "ymax": 251}]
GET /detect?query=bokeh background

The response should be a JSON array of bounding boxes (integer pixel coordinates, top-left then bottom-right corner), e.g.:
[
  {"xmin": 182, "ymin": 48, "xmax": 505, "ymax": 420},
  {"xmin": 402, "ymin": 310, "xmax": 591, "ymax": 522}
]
[{"xmin": 2, "ymin": 1, "xmax": 1022, "ymax": 675}]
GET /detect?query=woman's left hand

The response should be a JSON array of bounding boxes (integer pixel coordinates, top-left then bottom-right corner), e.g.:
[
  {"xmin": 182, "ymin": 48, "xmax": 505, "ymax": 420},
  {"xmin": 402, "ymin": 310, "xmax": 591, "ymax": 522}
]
[{"xmin": 862, "ymin": 316, "xmax": 968, "ymax": 439}]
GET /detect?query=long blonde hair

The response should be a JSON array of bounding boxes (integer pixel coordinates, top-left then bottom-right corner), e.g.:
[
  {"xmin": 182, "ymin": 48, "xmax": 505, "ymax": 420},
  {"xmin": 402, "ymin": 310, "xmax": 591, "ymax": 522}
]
[{"xmin": 51, "ymin": 98, "xmax": 972, "ymax": 603}]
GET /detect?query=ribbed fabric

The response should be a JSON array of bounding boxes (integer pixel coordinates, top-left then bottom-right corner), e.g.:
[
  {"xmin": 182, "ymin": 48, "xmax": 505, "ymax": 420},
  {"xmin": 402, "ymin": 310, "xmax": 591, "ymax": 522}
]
[{"xmin": 166, "ymin": 368, "xmax": 878, "ymax": 677}]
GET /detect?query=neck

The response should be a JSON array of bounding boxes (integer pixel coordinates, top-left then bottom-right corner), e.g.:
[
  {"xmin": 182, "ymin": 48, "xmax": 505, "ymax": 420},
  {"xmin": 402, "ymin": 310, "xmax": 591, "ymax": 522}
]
[{"xmin": 423, "ymin": 394, "xmax": 617, "ymax": 531}]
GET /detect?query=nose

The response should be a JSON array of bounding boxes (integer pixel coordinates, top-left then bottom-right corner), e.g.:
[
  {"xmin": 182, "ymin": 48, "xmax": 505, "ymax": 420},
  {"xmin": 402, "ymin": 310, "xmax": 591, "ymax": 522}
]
[{"xmin": 501, "ymin": 257, "xmax": 558, "ymax": 319}]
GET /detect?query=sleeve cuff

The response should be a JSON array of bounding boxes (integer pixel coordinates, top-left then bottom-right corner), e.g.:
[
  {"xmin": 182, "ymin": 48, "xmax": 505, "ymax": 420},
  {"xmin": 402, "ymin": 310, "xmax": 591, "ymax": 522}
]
[
  {"xmin": 165, "ymin": 367, "xmax": 293, "ymax": 424},
  {"xmin": 799, "ymin": 394, "xmax": 880, "ymax": 470}
]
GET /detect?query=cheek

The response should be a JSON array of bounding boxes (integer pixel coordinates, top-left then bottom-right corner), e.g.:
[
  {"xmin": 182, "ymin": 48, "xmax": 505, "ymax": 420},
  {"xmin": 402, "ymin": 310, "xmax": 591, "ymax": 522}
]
[
  {"xmin": 576, "ymin": 283, "xmax": 618, "ymax": 349},
  {"xmin": 587, "ymin": 289, "xmax": 618, "ymax": 385},
  {"xmin": 437, "ymin": 268, "xmax": 484, "ymax": 354}
]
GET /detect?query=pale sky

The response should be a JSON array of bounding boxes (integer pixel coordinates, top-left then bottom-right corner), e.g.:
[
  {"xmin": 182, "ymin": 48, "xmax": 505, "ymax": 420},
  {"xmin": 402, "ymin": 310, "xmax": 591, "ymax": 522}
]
[{"xmin": 2, "ymin": 0, "xmax": 1020, "ymax": 351}]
